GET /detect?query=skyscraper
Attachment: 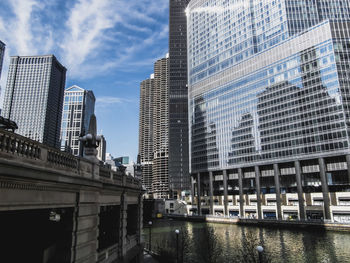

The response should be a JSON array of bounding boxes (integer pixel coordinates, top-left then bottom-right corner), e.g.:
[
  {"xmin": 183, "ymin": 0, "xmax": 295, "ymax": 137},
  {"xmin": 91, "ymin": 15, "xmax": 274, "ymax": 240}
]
[
  {"xmin": 153, "ymin": 55, "xmax": 169, "ymax": 199},
  {"xmin": 168, "ymin": 0, "xmax": 191, "ymax": 199},
  {"xmin": 0, "ymin": 40, "xmax": 5, "ymax": 80},
  {"xmin": 2, "ymin": 55, "xmax": 66, "ymax": 148},
  {"xmin": 0, "ymin": 41, "xmax": 5, "ymax": 104},
  {"xmin": 97, "ymin": 134, "xmax": 106, "ymax": 162},
  {"xmin": 139, "ymin": 55, "xmax": 170, "ymax": 199},
  {"xmin": 187, "ymin": 0, "xmax": 350, "ymax": 221},
  {"xmin": 139, "ymin": 75, "xmax": 155, "ymax": 194},
  {"xmin": 60, "ymin": 85, "xmax": 95, "ymax": 156}
]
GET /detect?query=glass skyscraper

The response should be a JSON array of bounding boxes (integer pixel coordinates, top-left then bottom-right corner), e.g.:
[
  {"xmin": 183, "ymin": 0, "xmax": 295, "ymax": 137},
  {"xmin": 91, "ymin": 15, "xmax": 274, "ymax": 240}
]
[
  {"xmin": 60, "ymin": 85, "xmax": 95, "ymax": 156},
  {"xmin": 97, "ymin": 134, "xmax": 106, "ymax": 162},
  {"xmin": 2, "ymin": 55, "xmax": 66, "ymax": 148},
  {"xmin": 0, "ymin": 40, "xmax": 5, "ymax": 81},
  {"xmin": 169, "ymin": 0, "xmax": 191, "ymax": 199},
  {"xmin": 187, "ymin": 0, "xmax": 350, "ymax": 222},
  {"xmin": 0, "ymin": 41, "xmax": 5, "ymax": 103}
]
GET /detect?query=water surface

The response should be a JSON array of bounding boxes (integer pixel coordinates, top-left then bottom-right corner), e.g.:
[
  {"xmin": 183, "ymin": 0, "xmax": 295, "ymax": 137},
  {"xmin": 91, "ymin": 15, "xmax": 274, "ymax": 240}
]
[{"xmin": 143, "ymin": 219, "xmax": 350, "ymax": 263}]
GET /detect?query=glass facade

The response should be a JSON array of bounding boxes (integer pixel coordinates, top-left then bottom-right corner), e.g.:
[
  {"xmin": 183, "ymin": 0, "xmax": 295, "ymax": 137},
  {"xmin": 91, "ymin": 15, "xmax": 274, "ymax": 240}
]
[
  {"xmin": 60, "ymin": 85, "xmax": 95, "ymax": 156},
  {"xmin": 187, "ymin": 0, "xmax": 350, "ymax": 173},
  {"xmin": 0, "ymin": 40, "xmax": 5, "ymax": 81},
  {"xmin": 2, "ymin": 55, "xmax": 66, "ymax": 148},
  {"xmin": 0, "ymin": 41, "xmax": 4, "ymax": 101},
  {"xmin": 169, "ymin": 0, "xmax": 191, "ymax": 198},
  {"xmin": 188, "ymin": 0, "xmax": 350, "ymax": 87}
]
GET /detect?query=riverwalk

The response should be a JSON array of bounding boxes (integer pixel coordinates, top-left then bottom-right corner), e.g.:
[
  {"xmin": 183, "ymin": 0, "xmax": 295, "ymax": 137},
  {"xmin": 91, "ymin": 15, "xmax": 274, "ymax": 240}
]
[{"xmin": 166, "ymin": 214, "xmax": 350, "ymax": 232}]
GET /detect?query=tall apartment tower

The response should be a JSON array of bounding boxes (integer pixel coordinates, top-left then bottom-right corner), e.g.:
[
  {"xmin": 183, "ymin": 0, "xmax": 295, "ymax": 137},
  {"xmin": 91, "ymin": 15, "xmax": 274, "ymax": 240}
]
[
  {"xmin": 60, "ymin": 85, "xmax": 95, "ymax": 156},
  {"xmin": 2, "ymin": 55, "xmax": 66, "ymax": 148},
  {"xmin": 168, "ymin": 0, "xmax": 191, "ymax": 199},
  {"xmin": 139, "ymin": 75, "xmax": 155, "ymax": 194},
  {"xmin": 187, "ymin": 0, "xmax": 350, "ymax": 222},
  {"xmin": 153, "ymin": 56, "xmax": 169, "ymax": 199},
  {"xmin": 139, "ymin": 56, "xmax": 170, "ymax": 199}
]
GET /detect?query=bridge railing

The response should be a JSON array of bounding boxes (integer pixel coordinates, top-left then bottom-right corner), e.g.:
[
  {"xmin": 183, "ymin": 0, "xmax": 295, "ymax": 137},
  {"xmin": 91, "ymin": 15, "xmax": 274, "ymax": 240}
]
[
  {"xmin": 0, "ymin": 128, "xmax": 141, "ymax": 189},
  {"xmin": 98, "ymin": 163, "xmax": 141, "ymax": 188},
  {"xmin": 0, "ymin": 129, "xmax": 41, "ymax": 159}
]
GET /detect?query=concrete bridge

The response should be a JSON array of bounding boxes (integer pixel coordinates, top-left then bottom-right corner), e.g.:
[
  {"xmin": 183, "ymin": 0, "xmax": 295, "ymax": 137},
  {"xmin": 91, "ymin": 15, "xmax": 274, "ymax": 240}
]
[{"xmin": 0, "ymin": 128, "xmax": 144, "ymax": 263}]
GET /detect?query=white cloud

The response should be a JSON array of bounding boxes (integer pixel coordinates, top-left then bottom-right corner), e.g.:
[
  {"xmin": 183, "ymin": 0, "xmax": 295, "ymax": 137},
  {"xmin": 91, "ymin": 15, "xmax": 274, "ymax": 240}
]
[
  {"xmin": 60, "ymin": 0, "xmax": 122, "ymax": 76},
  {"xmin": 96, "ymin": 96, "xmax": 132, "ymax": 106},
  {"xmin": 9, "ymin": 0, "xmax": 39, "ymax": 55},
  {"xmin": 0, "ymin": 0, "xmax": 169, "ymax": 89}
]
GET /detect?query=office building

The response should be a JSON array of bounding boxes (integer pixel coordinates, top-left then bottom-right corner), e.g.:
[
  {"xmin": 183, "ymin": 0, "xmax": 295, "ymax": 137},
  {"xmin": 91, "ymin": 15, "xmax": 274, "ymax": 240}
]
[
  {"xmin": 97, "ymin": 134, "xmax": 106, "ymax": 162},
  {"xmin": 2, "ymin": 55, "xmax": 66, "ymax": 148},
  {"xmin": 168, "ymin": 0, "xmax": 191, "ymax": 199},
  {"xmin": 187, "ymin": 0, "xmax": 350, "ymax": 222},
  {"xmin": 115, "ymin": 156, "xmax": 130, "ymax": 165},
  {"xmin": 60, "ymin": 85, "xmax": 95, "ymax": 156},
  {"xmin": 0, "ymin": 40, "xmax": 5, "ymax": 80},
  {"xmin": 139, "ymin": 75, "xmax": 155, "ymax": 194},
  {"xmin": 0, "ymin": 41, "xmax": 5, "ymax": 102}
]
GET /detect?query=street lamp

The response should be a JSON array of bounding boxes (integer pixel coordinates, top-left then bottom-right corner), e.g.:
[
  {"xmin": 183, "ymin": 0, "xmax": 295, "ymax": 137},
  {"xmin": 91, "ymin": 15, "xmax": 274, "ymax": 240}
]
[
  {"xmin": 175, "ymin": 229, "xmax": 180, "ymax": 263},
  {"xmin": 256, "ymin": 245, "xmax": 264, "ymax": 263},
  {"xmin": 148, "ymin": 221, "xmax": 152, "ymax": 252}
]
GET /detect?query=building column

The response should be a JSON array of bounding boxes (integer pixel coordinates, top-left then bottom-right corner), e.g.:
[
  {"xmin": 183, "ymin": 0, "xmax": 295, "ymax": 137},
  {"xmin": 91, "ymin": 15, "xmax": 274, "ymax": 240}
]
[
  {"xmin": 319, "ymin": 157, "xmax": 331, "ymax": 220},
  {"xmin": 273, "ymin": 163, "xmax": 282, "ymax": 220},
  {"xmin": 294, "ymin": 160, "xmax": 306, "ymax": 220},
  {"xmin": 255, "ymin": 166, "xmax": 262, "ymax": 220},
  {"xmin": 223, "ymin": 170, "xmax": 228, "ymax": 217},
  {"xmin": 346, "ymin": 155, "xmax": 350, "ymax": 185},
  {"xmin": 197, "ymin": 173, "xmax": 201, "ymax": 216},
  {"xmin": 238, "ymin": 168, "xmax": 244, "ymax": 218},
  {"xmin": 191, "ymin": 175, "xmax": 195, "ymax": 207},
  {"xmin": 209, "ymin": 171, "xmax": 214, "ymax": 215}
]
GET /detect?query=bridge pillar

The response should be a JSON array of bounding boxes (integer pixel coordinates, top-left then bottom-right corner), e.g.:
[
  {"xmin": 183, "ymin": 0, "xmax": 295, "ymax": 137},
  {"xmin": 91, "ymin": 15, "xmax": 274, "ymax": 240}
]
[
  {"xmin": 71, "ymin": 191, "xmax": 99, "ymax": 263},
  {"xmin": 119, "ymin": 191, "xmax": 128, "ymax": 258}
]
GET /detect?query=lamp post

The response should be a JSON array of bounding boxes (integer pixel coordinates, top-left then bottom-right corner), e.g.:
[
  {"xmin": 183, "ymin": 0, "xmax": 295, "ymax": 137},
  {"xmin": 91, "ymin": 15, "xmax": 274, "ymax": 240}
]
[
  {"xmin": 175, "ymin": 229, "xmax": 180, "ymax": 263},
  {"xmin": 256, "ymin": 245, "xmax": 264, "ymax": 263},
  {"xmin": 148, "ymin": 221, "xmax": 152, "ymax": 252}
]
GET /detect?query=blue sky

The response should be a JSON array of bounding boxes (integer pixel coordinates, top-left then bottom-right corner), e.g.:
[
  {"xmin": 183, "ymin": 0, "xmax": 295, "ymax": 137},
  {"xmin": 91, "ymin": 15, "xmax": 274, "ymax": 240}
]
[{"xmin": 0, "ymin": 0, "xmax": 169, "ymax": 161}]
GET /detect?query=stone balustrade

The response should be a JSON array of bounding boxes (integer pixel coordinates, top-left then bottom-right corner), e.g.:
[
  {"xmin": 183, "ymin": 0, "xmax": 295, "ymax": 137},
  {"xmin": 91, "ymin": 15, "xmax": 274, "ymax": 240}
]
[{"xmin": 0, "ymin": 128, "xmax": 141, "ymax": 190}]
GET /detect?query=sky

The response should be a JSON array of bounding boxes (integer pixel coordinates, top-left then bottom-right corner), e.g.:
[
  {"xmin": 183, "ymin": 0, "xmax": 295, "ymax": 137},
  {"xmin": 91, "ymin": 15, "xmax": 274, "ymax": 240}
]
[{"xmin": 0, "ymin": 0, "xmax": 169, "ymax": 162}]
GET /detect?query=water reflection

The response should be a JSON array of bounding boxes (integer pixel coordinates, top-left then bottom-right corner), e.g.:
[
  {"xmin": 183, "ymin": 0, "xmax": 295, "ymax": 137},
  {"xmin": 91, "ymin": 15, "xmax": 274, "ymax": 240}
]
[{"xmin": 143, "ymin": 220, "xmax": 350, "ymax": 263}]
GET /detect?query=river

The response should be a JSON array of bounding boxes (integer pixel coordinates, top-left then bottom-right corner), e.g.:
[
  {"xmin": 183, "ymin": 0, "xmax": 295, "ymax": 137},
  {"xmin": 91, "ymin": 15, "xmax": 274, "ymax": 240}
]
[{"xmin": 143, "ymin": 219, "xmax": 350, "ymax": 263}]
